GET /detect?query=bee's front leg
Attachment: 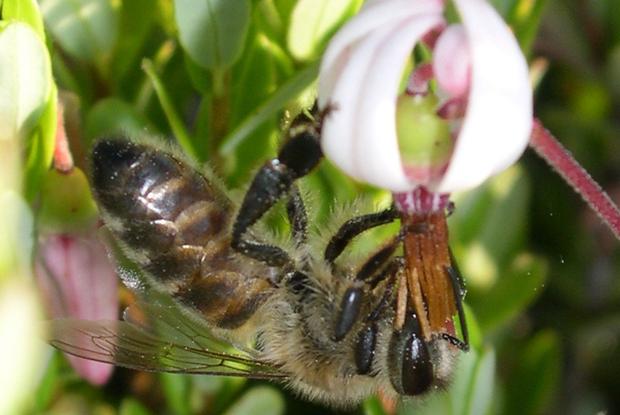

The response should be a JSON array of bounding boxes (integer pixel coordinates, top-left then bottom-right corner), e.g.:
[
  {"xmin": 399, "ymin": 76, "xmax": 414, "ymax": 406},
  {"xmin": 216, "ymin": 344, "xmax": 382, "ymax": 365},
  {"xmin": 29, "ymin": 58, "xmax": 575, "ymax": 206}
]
[
  {"xmin": 232, "ymin": 115, "xmax": 322, "ymax": 267},
  {"xmin": 443, "ymin": 263, "xmax": 469, "ymax": 351},
  {"xmin": 324, "ymin": 208, "xmax": 400, "ymax": 265}
]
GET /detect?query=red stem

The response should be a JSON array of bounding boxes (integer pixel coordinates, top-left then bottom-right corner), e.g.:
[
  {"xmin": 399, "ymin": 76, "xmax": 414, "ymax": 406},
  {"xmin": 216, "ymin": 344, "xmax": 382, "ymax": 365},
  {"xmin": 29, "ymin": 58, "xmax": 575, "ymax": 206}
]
[{"xmin": 529, "ymin": 118, "xmax": 620, "ymax": 239}]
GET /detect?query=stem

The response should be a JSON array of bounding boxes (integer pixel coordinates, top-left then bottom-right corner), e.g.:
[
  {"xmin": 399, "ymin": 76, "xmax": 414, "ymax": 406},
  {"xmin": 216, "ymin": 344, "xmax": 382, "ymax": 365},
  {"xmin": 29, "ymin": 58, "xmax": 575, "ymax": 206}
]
[{"xmin": 529, "ymin": 118, "xmax": 620, "ymax": 239}]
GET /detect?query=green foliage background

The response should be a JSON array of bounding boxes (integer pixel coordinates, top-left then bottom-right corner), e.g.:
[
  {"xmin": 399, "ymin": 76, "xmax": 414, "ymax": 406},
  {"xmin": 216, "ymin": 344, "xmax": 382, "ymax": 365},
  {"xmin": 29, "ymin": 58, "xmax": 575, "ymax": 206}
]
[{"xmin": 1, "ymin": 0, "xmax": 619, "ymax": 414}]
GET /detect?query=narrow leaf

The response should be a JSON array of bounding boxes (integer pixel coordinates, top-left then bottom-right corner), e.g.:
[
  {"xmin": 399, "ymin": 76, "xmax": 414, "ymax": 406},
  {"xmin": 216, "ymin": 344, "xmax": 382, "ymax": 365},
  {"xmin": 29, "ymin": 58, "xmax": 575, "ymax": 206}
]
[
  {"xmin": 219, "ymin": 61, "xmax": 319, "ymax": 156},
  {"xmin": 463, "ymin": 347, "xmax": 496, "ymax": 415},
  {"xmin": 142, "ymin": 58, "xmax": 196, "ymax": 159},
  {"xmin": 504, "ymin": 331, "xmax": 561, "ymax": 415}
]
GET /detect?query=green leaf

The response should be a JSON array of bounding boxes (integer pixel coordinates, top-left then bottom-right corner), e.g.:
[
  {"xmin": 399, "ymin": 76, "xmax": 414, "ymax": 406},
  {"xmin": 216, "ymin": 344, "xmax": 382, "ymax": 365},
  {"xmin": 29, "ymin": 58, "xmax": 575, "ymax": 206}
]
[
  {"xmin": 463, "ymin": 347, "xmax": 496, "ymax": 415},
  {"xmin": 363, "ymin": 396, "xmax": 388, "ymax": 415},
  {"xmin": 160, "ymin": 373, "xmax": 191, "ymax": 415},
  {"xmin": 174, "ymin": 0, "xmax": 251, "ymax": 70},
  {"xmin": 39, "ymin": 0, "xmax": 119, "ymax": 62},
  {"xmin": 219, "ymin": 61, "xmax": 319, "ymax": 156},
  {"xmin": 507, "ymin": 0, "xmax": 550, "ymax": 55},
  {"xmin": 462, "ymin": 304, "xmax": 483, "ymax": 352},
  {"xmin": 504, "ymin": 331, "xmax": 561, "ymax": 415},
  {"xmin": 402, "ymin": 346, "xmax": 496, "ymax": 415},
  {"xmin": 225, "ymin": 25, "xmax": 279, "ymax": 184},
  {"xmin": 1, "ymin": 0, "xmax": 46, "ymax": 39},
  {"xmin": 184, "ymin": 52, "xmax": 213, "ymax": 94},
  {"xmin": 222, "ymin": 386, "xmax": 284, "ymax": 415},
  {"xmin": 110, "ymin": 0, "xmax": 158, "ymax": 83},
  {"xmin": 450, "ymin": 165, "xmax": 530, "ymax": 290},
  {"xmin": 474, "ymin": 254, "xmax": 547, "ymax": 333},
  {"xmin": 287, "ymin": 0, "xmax": 359, "ymax": 61},
  {"xmin": 84, "ymin": 97, "xmax": 152, "ymax": 142},
  {"xmin": 120, "ymin": 398, "xmax": 153, "ymax": 415},
  {"xmin": 0, "ymin": 22, "xmax": 51, "ymax": 142},
  {"xmin": 24, "ymin": 85, "xmax": 57, "ymax": 202},
  {"xmin": 452, "ymin": 347, "xmax": 496, "ymax": 415}
]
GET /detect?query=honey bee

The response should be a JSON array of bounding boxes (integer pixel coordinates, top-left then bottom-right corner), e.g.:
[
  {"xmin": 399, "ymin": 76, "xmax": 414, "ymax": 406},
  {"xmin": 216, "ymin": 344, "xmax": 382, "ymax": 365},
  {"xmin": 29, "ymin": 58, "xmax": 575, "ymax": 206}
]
[{"xmin": 48, "ymin": 106, "xmax": 469, "ymax": 407}]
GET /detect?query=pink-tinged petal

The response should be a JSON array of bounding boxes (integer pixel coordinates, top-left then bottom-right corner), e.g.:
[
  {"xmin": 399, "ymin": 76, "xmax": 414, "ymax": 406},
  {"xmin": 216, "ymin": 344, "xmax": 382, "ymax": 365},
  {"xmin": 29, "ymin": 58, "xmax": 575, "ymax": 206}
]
[
  {"xmin": 35, "ymin": 233, "xmax": 118, "ymax": 385},
  {"xmin": 36, "ymin": 235, "xmax": 118, "ymax": 321},
  {"xmin": 319, "ymin": 1, "xmax": 444, "ymax": 190},
  {"xmin": 433, "ymin": 25, "xmax": 471, "ymax": 98},
  {"xmin": 67, "ymin": 355, "xmax": 114, "ymax": 386},
  {"xmin": 436, "ymin": 0, "xmax": 532, "ymax": 192}
]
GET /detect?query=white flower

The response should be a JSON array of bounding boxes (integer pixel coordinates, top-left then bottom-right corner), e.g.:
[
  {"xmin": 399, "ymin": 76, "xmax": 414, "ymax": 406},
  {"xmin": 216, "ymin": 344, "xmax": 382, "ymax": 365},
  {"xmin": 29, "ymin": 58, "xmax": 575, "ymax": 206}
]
[{"xmin": 318, "ymin": 0, "xmax": 532, "ymax": 193}]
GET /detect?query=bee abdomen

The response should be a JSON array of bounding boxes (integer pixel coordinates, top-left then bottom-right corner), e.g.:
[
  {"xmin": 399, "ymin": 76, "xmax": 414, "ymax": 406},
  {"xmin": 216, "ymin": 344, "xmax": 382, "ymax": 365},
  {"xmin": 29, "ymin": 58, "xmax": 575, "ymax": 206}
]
[
  {"xmin": 175, "ymin": 271, "xmax": 273, "ymax": 329},
  {"xmin": 92, "ymin": 138, "xmax": 231, "ymax": 285}
]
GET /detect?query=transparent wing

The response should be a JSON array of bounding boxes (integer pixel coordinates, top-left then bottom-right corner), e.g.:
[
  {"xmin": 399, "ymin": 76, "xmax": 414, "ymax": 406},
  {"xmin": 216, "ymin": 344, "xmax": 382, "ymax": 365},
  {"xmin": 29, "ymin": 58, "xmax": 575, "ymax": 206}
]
[
  {"xmin": 46, "ymin": 239, "xmax": 285, "ymax": 380},
  {"xmin": 47, "ymin": 318, "xmax": 284, "ymax": 379}
]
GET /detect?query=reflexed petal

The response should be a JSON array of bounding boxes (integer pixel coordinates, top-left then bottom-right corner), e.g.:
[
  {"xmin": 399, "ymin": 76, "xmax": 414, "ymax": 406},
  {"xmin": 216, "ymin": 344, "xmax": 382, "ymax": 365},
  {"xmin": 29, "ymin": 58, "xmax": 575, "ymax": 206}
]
[
  {"xmin": 436, "ymin": 0, "xmax": 532, "ymax": 192},
  {"xmin": 319, "ymin": 0, "xmax": 444, "ymax": 190},
  {"xmin": 35, "ymin": 233, "xmax": 118, "ymax": 384}
]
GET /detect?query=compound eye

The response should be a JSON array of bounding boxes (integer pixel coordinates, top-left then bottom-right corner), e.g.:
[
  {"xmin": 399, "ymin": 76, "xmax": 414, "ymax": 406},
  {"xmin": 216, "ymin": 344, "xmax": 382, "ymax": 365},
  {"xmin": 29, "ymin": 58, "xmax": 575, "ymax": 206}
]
[
  {"xmin": 400, "ymin": 332, "xmax": 433, "ymax": 395},
  {"xmin": 333, "ymin": 286, "xmax": 364, "ymax": 341},
  {"xmin": 388, "ymin": 313, "xmax": 434, "ymax": 396}
]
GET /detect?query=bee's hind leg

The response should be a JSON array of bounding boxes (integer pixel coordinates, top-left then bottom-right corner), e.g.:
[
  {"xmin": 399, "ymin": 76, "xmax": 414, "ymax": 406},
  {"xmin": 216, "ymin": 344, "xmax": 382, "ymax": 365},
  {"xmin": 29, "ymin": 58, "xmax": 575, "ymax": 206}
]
[{"xmin": 232, "ymin": 111, "xmax": 322, "ymax": 267}]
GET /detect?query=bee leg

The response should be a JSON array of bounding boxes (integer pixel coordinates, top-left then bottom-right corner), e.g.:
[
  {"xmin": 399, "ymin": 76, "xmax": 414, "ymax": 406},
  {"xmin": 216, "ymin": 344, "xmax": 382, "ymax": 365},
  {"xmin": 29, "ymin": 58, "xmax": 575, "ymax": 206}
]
[
  {"xmin": 438, "ymin": 332, "xmax": 469, "ymax": 351},
  {"xmin": 324, "ymin": 207, "xmax": 399, "ymax": 265},
  {"xmin": 355, "ymin": 237, "xmax": 401, "ymax": 282},
  {"xmin": 286, "ymin": 185, "xmax": 307, "ymax": 247},
  {"xmin": 354, "ymin": 260, "xmax": 403, "ymax": 376},
  {"xmin": 332, "ymin": 230, "xmax": 403, "ymax": 340},
  {"xmin": 334, "ymin": 257, "xmax": 402, "ymax": 342},
  {"xmin": 444, "ymin": 264, "xmax": 470, "ymax": 351},
  {"xmin": 232, "ymin": 114, "xmax": 323, "ymax": 267}
]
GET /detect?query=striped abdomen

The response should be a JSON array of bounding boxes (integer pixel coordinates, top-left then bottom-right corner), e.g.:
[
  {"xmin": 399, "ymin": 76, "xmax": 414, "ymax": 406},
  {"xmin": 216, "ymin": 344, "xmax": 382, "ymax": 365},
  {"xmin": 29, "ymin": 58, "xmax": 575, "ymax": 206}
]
[{"xmin": 91, "ymin": 138, "xmax": 272, "ymax": 328}]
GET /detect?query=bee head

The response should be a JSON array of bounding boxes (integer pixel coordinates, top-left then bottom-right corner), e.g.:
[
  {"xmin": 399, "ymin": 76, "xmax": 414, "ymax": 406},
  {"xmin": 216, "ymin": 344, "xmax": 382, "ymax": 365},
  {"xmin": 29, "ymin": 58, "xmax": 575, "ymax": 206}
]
[{"xmin": 387, "ymin": 312, "xmax": 458, "ymax": 396}]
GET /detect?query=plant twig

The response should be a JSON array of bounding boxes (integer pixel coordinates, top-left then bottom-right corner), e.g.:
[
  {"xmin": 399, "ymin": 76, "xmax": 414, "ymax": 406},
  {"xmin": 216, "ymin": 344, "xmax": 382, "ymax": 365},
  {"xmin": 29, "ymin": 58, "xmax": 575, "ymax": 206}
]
[{"xmin": 529, "ymin": 118, "xmax": 620, "ymax": 239}]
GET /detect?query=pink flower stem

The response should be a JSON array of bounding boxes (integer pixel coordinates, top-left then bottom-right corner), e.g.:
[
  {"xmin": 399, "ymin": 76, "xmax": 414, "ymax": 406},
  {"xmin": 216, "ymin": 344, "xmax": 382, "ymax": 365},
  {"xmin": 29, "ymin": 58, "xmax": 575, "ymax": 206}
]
[{"xmin": 529, "ymin": 118, "xmax": 620, "ymax": 239}]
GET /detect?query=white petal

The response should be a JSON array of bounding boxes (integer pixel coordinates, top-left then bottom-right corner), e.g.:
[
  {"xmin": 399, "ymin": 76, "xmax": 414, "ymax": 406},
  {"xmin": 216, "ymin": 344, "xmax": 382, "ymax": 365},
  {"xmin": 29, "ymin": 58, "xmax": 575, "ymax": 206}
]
[
  {"xmin": 319, "ymin": 0, "xmax": 444, "ymax": 190},
  {"xmin": 319, "ymin": 0, "xmax": 443, "ymax": 108},
  {"xmin": 436, "ymin": 0, "xmax": 532, "ymax": 192}
]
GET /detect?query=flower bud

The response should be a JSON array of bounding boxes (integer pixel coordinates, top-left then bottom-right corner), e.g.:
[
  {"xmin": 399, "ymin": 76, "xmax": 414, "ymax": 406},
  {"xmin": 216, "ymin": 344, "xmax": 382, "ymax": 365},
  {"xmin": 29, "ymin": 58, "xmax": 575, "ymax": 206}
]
[{"xmin": 38, "ymin": 167, "xmax": 98, "ymax": 234}]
